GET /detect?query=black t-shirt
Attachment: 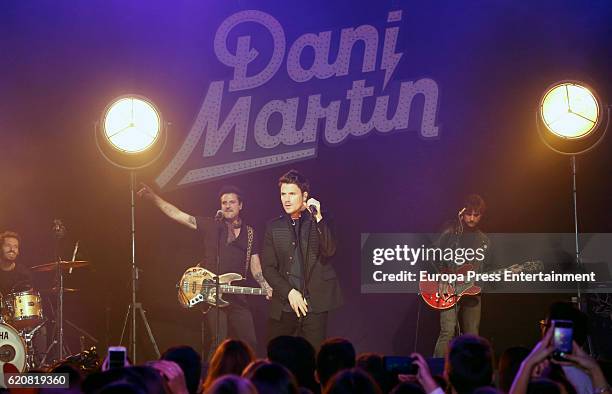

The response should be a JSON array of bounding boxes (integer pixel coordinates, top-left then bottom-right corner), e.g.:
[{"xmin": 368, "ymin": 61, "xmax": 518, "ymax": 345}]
[
  {"xmin": 0, "ymin": 263, "xmax": 32, "ymax": 296},
  {"xmin": 435, "ymin": 221, "xmax": 490, "ymax": 272},
  {"xmin": 195, "ymin": 216, "xmax": 259, "ymax": 280}
]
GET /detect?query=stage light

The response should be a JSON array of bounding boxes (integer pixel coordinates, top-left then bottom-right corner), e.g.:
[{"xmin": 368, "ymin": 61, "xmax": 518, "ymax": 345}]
[
  {"xmin": 102, "ymin": 96, "xmax": 161, "ymax": 153},
  {"xmin": 537, "ymin": 80, "xmax": 608, "ymax": 156},
  {"xmin": 95, "ymin": 94, "xmax": 166, "ymax": 362},
  {"xmin": 540, "ymin": 82, "xmax": 600, "ymax": 139},
  {"xmin": 96, "ymin": 94, "xmax": 167, "ymax": 169},
  {"xmin": 537, "ymin": 79, "xmax": 609, "ymax": 318}
]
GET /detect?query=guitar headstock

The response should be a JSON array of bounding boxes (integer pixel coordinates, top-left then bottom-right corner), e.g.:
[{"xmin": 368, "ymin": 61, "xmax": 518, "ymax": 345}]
[{"xmin": 509, "ymin": 260, "xmax": 544, "ymax": 273}]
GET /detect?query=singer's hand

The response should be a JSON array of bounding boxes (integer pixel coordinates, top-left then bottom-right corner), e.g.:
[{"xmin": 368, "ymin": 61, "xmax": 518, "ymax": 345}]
[
  {"xmin": 306, "ymin": 198, "xmax": 323, "ymax": 222},
  {"xmin": 288, "ymin": 289, "xmax": 308, "ymax": 317}
]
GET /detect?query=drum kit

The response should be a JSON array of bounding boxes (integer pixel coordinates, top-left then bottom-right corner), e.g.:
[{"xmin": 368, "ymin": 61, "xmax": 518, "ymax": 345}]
[{"xmin": 0, "ymin": 260, "xmax": 89, "ymax": 373}]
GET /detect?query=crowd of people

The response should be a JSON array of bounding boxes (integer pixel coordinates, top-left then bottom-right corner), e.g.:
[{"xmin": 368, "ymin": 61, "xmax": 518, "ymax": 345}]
[{"xmin": 3, "ymin": 301, "xmax": 608, "ymax": 394}]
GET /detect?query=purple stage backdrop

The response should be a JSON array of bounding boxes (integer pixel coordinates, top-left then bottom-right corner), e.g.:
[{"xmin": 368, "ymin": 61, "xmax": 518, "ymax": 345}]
[{"xmin": 1, "ymin": 0, "xmax": 611, "ymax": 359}]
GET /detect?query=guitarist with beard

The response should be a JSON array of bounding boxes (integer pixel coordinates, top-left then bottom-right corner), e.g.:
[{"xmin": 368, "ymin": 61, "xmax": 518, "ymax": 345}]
[
  {"xmin": 138, "ymin": 184, "xmax": 272, "ymax": 356},
  {"xmin": 432, "ymin": 194, "xmax": 490, "ymax": 357}
]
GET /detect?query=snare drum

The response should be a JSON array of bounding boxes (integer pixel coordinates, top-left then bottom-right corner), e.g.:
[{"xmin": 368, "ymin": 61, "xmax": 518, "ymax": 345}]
[{"xmin": 2, "ymin": 290, "xmax": 43, "ymax": 330}]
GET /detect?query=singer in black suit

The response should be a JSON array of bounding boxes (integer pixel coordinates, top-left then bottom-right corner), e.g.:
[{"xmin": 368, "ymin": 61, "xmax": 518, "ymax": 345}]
[
  {"xmin": 261, "ymin": 170, "xmax": 343, "ymax": 349},
  {"xmin": 138, "ymin": 184, "xmax": 272, "ymax": 356}
]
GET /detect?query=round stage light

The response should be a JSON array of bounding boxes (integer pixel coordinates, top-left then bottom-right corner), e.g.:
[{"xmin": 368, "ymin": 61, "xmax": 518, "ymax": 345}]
[
  {"xmin": 102, "ymin": 96, "xmax": 161, "ymax": 153},
  {"xmin": 540, "ymin": 82, "xmax": 600, "ymax": 139},
  {"xmin": 96, "ymin": 95, "xmax": 167, "ymax": 169}
]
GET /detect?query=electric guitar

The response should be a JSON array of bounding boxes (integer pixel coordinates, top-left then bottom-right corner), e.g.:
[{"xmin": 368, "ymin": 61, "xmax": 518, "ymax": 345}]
[
  {"xmin": 177, "ymin": 266, "xmax": 266, "ymax": 311},
  {"xmin": 419, "ymin": 260, "xmax": 543, "ymax": 310}
]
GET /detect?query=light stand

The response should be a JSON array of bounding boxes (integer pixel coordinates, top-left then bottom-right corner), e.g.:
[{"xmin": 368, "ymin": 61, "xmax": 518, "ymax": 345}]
[
  {"xmin": 570, "ymin": 156, "xmax": 582, "ymax": 305},
  {"xmin": 537, "ymin": 81, "xmax": 608, "ymax": 294},
  {"xmin": 537, "ymin": 80, "xmax": 609, "ymax": 354},
  {"xmin": 96, "ymin": 95, "xmax": 167, "ymax": 363},
  {"xmin": 119, "ymin": 172, "xmax": 160, "ymax": 362}
]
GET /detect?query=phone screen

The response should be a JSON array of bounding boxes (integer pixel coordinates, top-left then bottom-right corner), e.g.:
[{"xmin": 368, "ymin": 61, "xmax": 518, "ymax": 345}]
[
  {"xmin": 109, "ymin": 349, "xmax": 126, "ymax": 369},
  {"xmin": 552, "ymin": 320, "xmax": 573, "ymax": 357},
  {"xmin": 383, "ymin": 356, "xmax": 417, "ymax": 375}
]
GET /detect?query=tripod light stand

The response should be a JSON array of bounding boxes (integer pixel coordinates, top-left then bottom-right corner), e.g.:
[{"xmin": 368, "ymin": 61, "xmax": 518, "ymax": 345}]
[
  {"xmin": 537, "ymin": 80, "xmax": 609, "ymax": 311},
  {"xmin": 95, "ymin": 95, "xmax": 167, "ymax": 362}
]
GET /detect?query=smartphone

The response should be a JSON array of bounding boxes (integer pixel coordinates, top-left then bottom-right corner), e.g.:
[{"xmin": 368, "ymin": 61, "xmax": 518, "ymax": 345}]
[
  {"xmin": 108, "ymin": 346, "xmax": 127, "ymax": 369},
  {"xmin": 551, "ymin": 320, "xmax": 573, "ymax": 361},
  {"xmin": 383, "ymin": 356, "xmax": 417, "ymax": 375}
]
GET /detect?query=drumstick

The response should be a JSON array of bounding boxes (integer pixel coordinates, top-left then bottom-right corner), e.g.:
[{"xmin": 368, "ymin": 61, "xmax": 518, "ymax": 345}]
[{"xmin": 70, "ymin": 241, "xmax": 79, "ymax": 274}]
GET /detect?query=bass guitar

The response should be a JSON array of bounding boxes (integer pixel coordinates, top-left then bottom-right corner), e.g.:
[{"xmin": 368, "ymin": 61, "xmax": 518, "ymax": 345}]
[
  {"xmin": 177, "ymin": 266, "xmax": 266, "ymax": 311},
  {"xmin": 419, "ymin": 260, "xmax": 543, "ymax": 310}
]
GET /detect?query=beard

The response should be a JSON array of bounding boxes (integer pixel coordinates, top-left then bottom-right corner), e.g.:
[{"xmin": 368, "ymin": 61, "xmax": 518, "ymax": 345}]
[{"xmin": 3, "ymin": 253, "xmax": 17, "ymax": 261}]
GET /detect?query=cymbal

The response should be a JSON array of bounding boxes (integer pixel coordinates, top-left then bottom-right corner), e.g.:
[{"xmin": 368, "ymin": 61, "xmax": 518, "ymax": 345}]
[
  {"xmin": 30, "ymin": 260, "xmax": 89, "ymax": 272},
  {"xmin": 40, "ymin": 287, "xmax": 80, "ymax": 293}
]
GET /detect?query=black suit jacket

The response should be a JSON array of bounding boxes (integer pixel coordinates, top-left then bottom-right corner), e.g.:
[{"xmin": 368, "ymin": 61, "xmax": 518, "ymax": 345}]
[{"xmin": 262, "ymin": 213, "xmax": 343, "ymax": 319}]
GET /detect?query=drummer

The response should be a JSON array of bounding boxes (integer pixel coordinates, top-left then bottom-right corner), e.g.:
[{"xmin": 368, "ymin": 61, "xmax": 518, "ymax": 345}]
[{"xmin": 0, "ymin": 231, "xmax": 32, "ymax": 296}]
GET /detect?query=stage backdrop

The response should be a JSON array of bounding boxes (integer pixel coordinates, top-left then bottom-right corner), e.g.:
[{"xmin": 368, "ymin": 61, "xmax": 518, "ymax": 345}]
[{"xmin": 1, "ymin": 0, "xmax": 611, "ymax": 359}]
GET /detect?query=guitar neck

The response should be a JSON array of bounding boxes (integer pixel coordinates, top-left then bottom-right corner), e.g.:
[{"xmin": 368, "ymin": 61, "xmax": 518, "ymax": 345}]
[
  {"xmin": 485, "ymin": 267, "xmax": 509, "ymax": 276},
  {"xmin": 220, "ymin": 285, "xmax": 265, "ymax": 295},
  {"xmin": 484, "ymin": 261, "xmax": 543, "ymax": 277}
]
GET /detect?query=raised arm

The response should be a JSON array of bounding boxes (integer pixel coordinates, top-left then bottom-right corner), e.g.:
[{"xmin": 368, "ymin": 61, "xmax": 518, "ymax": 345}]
[
  {"xmin": 137, "ymin": 183, "xmax": 197, "ymax": 230},
  {"xmin": 509, "ymin": 327, "xmax": 554, "ymax": 394}
]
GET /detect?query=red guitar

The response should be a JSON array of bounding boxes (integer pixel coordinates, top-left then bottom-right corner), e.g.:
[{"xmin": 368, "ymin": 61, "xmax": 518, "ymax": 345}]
[{"xmin": 419, "ymin": 260, "xmax": 543, "ymax": 310}]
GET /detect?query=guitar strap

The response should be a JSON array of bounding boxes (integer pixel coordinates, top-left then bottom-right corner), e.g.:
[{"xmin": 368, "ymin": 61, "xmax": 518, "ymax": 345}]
[{"xmin": 244, "ymin": 225, "xmax": 254, "ymax": 278}]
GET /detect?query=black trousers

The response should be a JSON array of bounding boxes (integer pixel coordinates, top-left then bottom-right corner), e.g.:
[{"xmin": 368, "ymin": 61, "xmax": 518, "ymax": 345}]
[
  {"xmin": 267, "ymin": 311, "xmax": 328, "ymax": 350},
  {"xmin": 204, "ymin": 302, "xmax": 257, "ymax": 358}
]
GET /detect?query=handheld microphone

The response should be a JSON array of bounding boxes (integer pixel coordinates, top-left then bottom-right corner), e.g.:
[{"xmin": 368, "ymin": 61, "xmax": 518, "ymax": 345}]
[{"xmin": 214, "ymin": 210, "xmax": 224, "ymax": 221}]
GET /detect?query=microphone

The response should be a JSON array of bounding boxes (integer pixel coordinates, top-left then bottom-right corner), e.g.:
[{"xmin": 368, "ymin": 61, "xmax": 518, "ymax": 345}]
[
  {"xmin": 455, "ymin": 208, "xmax": 466, "ymax": 236},
  {"xmin": 214, "ymin": 210, "xmax": 224, "ymax": 221},
  {"xmin": 52, "ymin": 219, "xmax": 66, "ymax": 238}
]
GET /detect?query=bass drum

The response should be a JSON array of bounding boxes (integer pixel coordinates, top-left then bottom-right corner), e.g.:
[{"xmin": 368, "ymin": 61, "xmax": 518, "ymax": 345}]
[{"xmin": 0, "ymin": 322, "xmax": 26, "ymax": 386}]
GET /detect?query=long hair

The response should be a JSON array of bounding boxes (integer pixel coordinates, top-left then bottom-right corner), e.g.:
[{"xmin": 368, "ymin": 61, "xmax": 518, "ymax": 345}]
[
  {"xmin": 463, "ymin": 194, "xmax": 486, "ymax": 214},
  {"xmin": 203, "ymin": 339, "xmax": 255, "ymax": 390}
]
